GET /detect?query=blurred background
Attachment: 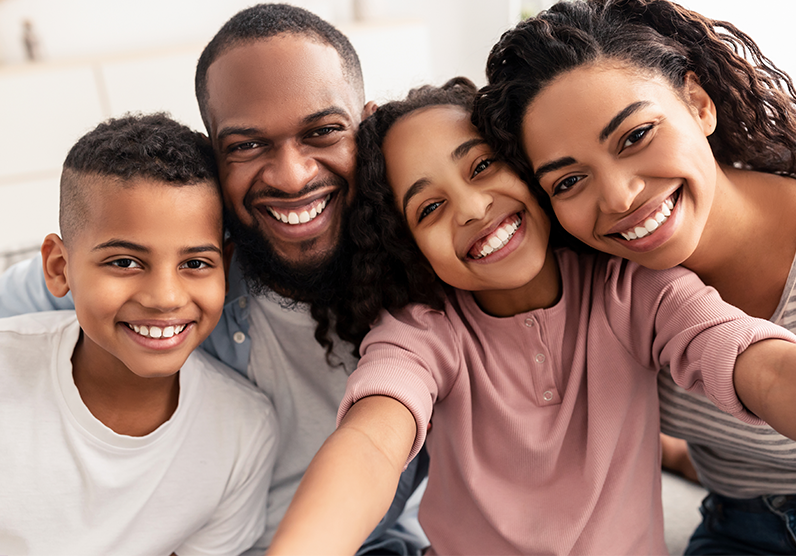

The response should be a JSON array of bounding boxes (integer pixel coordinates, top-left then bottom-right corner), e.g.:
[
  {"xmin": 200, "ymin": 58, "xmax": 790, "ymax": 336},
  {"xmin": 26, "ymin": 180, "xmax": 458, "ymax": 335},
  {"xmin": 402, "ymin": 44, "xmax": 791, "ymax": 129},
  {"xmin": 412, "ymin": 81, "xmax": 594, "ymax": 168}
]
[{"xmin": 0, "ymin": 0, "xmax": 794, "ymax": 271}]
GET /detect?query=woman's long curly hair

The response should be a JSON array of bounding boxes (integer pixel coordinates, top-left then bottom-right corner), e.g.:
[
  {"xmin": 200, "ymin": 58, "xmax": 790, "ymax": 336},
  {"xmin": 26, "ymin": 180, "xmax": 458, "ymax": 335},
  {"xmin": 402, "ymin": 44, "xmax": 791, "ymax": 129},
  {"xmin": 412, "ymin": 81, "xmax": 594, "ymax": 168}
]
[
  {"xmin": 333, "ymin": 77, "xmax": 480, "ymax": 352},
  {"xmin": 474, "ymin": 0, "xmax": 796, "ymax": 179}
]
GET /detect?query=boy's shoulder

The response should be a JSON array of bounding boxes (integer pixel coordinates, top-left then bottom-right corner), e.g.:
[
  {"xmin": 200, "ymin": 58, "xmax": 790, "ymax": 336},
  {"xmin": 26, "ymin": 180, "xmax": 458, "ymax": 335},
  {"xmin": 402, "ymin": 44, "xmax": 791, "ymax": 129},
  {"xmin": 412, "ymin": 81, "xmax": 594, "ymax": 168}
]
[
  {"xmin": 0, "ymin": 310, "xmax": 77, "ymax": 337},
  {"xmin": 185, "ymin": 347, "xmax": 276, "ymax": 423}
]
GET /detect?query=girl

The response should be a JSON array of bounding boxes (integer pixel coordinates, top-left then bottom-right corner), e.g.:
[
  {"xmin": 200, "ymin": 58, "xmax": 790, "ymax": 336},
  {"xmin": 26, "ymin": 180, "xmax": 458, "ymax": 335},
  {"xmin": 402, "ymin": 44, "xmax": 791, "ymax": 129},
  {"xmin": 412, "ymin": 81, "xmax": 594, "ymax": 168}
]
[
  {"xmin": 267, "ymin": 79, "xmax": 796, "ymax": 555},
  {"xmin": 474, "ymin": 1, "xmax": 796, "ymax": 553}
]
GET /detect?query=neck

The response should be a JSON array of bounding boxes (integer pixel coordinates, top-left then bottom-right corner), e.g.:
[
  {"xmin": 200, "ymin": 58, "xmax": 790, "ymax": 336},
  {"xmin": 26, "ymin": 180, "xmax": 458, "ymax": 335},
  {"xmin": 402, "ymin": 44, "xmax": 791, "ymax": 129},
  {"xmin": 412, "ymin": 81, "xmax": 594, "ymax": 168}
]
[
  {"xmin": 71, "ymin": 332, "xmax": 179, "ymax": 436},
  {"xmin": 473, "ymin": 246, "xmax": 561, "ymax": 317},
  {"xmin": 682, "ymin": 164, "xmax": 796, "ymax": 318}
]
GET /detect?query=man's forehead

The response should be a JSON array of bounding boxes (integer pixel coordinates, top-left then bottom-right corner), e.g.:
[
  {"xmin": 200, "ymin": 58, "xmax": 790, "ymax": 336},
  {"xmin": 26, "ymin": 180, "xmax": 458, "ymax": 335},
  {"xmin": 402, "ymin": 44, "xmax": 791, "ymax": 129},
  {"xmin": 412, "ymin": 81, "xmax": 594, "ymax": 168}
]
[{"xmin": 205, "ymin": 35, "xmax": 361, "ymax": 137}]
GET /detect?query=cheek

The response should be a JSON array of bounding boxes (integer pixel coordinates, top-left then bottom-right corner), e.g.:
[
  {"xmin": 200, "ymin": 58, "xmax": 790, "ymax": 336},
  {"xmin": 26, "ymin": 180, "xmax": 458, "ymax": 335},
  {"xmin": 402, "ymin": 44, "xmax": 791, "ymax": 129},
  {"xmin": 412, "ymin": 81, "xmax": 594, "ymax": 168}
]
[{"xmin": 551, "ymin": 200, "xmax": 588, "ymax": 237}]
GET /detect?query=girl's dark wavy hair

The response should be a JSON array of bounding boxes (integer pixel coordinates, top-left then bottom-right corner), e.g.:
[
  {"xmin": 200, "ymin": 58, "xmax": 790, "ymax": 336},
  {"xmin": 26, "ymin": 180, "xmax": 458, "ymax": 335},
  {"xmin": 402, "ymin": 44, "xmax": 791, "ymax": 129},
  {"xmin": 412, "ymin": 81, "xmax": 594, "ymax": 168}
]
[
  {"xmin": 473, "ymin": 0, "xmax": 796, "ymax": 180},
  {"xmin": 336, "ymin": 77, "xmax": 478, "ymax": 351}
]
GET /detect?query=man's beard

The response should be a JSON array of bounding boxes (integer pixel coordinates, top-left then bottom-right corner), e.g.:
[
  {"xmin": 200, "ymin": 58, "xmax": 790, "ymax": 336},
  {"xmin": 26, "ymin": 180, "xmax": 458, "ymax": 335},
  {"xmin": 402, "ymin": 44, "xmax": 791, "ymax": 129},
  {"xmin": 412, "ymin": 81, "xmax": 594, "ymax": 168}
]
[{"xmin": 223, "ymin": 206, "xmax": 352, "ymax": 306}]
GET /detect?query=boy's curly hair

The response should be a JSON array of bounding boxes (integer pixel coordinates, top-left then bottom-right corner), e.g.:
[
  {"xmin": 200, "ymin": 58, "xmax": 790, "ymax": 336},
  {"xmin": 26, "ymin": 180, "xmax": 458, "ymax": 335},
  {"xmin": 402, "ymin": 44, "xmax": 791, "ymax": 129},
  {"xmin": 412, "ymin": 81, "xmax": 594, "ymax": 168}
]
[
  {"xmin": 59, "ymin": 112, "xmax": 217, "ymax": 245},
  {"xmin": 474, "ymin": 0, "xmax": 796, "ymax": 179}
]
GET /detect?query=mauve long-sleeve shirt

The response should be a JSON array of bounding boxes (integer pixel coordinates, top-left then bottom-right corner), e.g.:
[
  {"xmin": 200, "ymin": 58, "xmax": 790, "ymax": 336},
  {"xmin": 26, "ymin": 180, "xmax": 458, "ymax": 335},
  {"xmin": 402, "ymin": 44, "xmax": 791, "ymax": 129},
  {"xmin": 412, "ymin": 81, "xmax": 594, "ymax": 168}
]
[{"xmin": 339, "ymin": 249, "xmax": 795, "ymax": 555}]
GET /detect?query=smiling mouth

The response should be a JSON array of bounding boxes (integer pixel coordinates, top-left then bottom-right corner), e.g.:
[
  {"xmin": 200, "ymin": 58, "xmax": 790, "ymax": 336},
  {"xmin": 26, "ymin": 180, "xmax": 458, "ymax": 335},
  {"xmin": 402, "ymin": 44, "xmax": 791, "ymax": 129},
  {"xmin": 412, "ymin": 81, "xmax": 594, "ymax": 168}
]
[
  {"xmin": 265, "ymin": 194, "xmax": 331, "ymax": 225},
  {"xmin": 617, "ymin": 190, "xmax": 679, "ymax": 241},
  {"xmin": 126, "ymin": 323, "xmax": 187, "ymax": 339},
  {"xmin": 469, "ymin": 213, "xmax": 522, "ymax": 259}
]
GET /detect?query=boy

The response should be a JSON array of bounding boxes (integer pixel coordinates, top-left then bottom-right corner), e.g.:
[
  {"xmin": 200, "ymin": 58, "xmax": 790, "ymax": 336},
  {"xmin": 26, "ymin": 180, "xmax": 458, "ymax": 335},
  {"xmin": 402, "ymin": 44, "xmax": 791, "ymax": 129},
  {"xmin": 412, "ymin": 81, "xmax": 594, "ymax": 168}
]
[{"xmin": 0, "ymin": 113, "xmax": 278, "ymax": 555}]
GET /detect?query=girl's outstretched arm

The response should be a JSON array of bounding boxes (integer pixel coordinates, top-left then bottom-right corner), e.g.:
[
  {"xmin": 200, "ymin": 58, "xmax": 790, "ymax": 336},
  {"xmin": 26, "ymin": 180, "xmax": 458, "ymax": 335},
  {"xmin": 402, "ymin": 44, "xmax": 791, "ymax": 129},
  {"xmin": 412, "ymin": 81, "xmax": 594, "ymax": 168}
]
[
  {"xmin": 734, "ymin": 339, "xmax": 796, "ymax": 441},
  {"xmin": 267, "ymin": 395, "xmax": 417, "ymax": 556}
]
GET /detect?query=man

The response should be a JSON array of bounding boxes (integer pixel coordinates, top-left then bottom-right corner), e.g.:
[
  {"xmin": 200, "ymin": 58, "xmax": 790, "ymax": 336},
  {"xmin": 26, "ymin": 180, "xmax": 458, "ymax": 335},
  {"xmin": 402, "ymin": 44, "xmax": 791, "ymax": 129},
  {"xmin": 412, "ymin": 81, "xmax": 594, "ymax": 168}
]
[{"xmin": 0, "ymin": 4, "xmax": 426, "ymax": 554}]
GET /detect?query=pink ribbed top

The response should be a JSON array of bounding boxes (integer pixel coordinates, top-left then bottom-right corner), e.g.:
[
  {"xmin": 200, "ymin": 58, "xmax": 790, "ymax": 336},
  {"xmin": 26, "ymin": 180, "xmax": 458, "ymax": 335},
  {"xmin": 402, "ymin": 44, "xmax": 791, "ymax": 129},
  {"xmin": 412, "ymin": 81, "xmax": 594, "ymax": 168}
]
[{"xmin": 340, "ymin": 250, "xmax": 793, "ymax": 555}]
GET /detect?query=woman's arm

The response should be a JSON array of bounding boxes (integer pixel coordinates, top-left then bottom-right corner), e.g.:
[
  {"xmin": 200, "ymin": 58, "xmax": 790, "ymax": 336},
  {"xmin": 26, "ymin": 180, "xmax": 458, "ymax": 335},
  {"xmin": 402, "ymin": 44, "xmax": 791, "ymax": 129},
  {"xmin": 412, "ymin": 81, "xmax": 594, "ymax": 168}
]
[
  {"xmin": 734, "ymin": 338, "xmax": 796, "ymax": 441},
  {"xmin": 267, "ymin": 395, "xmax": 417, "ymax": 556}
]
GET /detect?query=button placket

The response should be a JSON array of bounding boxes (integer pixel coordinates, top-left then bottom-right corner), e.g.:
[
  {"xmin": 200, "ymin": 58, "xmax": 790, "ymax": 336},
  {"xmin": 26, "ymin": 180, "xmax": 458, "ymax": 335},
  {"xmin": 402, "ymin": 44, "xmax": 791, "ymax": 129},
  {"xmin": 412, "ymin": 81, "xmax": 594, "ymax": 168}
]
[{"xmin": 523, "ymin": 315, "xmax": 559, "ymax": 405}]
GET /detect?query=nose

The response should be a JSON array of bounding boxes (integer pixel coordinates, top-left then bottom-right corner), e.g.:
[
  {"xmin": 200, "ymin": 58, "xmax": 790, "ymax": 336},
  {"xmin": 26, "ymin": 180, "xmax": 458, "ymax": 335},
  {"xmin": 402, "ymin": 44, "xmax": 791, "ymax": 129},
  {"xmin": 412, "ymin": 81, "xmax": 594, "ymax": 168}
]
[
  {"xmin": 596, "ymin": 172, "xmax": 644, "ymax": 214},
  {"xmin": 138, "ymin": 267, "xmax": 189, "ymax": 313},
  {"xmin": 259, "ymin": 143, "xmax": 320, "ymax": 195},
  {"xmin": 454, "ymin": 184, "xmax": 493, "ymax": 226}
]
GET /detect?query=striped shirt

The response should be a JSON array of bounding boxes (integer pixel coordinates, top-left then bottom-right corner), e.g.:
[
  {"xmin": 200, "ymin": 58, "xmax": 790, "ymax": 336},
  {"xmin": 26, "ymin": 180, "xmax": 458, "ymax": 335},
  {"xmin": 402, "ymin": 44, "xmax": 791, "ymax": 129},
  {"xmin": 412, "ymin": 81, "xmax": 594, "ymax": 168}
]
[{"xmin": 658, "ymin": 256, "xmax": 796, "ymax": 497}]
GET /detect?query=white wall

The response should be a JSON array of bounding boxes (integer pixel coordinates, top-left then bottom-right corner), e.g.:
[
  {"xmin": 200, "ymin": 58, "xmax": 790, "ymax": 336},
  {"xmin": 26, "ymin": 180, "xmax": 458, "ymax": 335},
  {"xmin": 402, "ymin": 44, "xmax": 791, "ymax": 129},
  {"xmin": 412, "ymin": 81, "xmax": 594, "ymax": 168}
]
[{"xmin": 1, "ymin": 0, "xmax": 793, "ymax": 270}]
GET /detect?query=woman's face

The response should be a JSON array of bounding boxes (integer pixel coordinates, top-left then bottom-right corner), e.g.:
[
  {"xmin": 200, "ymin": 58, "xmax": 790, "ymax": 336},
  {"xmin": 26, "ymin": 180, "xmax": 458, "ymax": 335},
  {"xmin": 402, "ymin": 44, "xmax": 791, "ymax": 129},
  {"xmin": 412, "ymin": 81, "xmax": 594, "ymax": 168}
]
[
  {"xmin": 521, "ymin": 61, "xmax": 718, "ymax": 270},
  {"xmin": 382, "ymin": 104, "xmax": 551, "ymax": 296}
]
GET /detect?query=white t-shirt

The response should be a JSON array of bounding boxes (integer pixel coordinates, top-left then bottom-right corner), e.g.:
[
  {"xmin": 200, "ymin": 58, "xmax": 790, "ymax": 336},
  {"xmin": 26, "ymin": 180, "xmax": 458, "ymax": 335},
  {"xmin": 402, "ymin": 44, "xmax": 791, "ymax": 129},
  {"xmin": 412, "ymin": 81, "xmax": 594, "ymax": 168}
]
[{"xmin": 0, "ymin": 311, "xmax": 279, "ymax": 556}]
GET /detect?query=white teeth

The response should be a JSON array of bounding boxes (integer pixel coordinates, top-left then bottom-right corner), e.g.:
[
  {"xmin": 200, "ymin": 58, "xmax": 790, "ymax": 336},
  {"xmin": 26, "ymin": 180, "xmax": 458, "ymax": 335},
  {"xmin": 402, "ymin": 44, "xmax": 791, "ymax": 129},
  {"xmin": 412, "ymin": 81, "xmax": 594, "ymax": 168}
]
[
  {"xmin": 267, "ymin": 195, "xmax": 330, "ymax": 226},
  {"xmin": 474, "ymin": 216, "xmax": 521, "ymax": 259},
  {"xmin": 619, "ymin": 196, "xmax": 676, "ymax": 242},
  {"xmin": 128, "ymin": 323, "xmax": 186, "ymax": 339}
]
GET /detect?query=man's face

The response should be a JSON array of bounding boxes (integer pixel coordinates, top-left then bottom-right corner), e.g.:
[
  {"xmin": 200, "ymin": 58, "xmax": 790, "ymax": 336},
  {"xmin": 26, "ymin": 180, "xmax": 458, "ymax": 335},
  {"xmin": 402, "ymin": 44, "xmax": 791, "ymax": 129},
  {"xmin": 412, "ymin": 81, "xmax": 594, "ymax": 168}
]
[{"xmin": 205, "ymin": 35, "xmax": 365, "ymax": 281}]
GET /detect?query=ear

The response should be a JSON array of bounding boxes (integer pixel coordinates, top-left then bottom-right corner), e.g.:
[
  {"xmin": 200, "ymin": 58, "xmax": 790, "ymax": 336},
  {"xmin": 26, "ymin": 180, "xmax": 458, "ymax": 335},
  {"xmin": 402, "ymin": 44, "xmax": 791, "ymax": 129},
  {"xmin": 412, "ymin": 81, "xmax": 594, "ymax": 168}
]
[
  {"xmin": 362, "ymin": 100, "xmax": 378, "ymax": 120},
  {"xmin": 41, "ymin": 233, "xmax": 71, "ymax": 298},
  {"xmin": 683, "ymin": 71, "xmax": 717, "ymax": 137}
]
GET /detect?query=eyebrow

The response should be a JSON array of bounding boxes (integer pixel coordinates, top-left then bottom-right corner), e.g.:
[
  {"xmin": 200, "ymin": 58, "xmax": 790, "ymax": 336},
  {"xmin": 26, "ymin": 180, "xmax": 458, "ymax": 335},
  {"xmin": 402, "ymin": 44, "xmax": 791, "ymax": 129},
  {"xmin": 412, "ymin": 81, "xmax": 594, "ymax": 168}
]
[
  {"xmin": 452, "ymin": 138, "xmax": 487, "ymax": 161},
  {"xmin": 216, "ymin": 126, "xmax": 260, "ymax": 143},
  {"xmin": 402, "ymin": 178, "xmax": 430, "ymax": 218},
  {"xmin": 533, "ymin": 101, "xmax": 653, "ymax": 183},
  {"xmin": 302, "ymin": 106, "xmax": 351, "ymax": 125},
  {"xmin": 599, "ymin": 101, "xmax": 651, "ymax": 142},
  {"xmin": 401, "ymin": 138, "xmax": 487, "ymax": 217},
  {"xmin": 533, "ymin": 157, "xmax": 578, "ymax": 183},
  {"xmin": 215, "ymin": 106, "xmax": 352, "ymax": 143},
  {"xmin": 92, "ymin": 240, "xmax": 222, "ymax": 256}
]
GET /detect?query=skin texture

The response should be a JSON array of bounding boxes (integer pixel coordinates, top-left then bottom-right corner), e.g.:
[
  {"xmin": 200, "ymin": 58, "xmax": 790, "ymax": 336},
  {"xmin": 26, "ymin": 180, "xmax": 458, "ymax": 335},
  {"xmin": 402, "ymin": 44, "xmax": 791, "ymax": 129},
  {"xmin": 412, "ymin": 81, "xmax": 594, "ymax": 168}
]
[
  {"xmin": 205, "ymin": 35, "xmax": 373, "ymax": 275},
  {"xmin": 267, "ymin": 103, "xmax": 796, "ymax": 555},
  {"xmin": 383, "ymin": 105, "xmax": 560, "ymax": 317},
  {"xmin": 41, "ymin": 179, "xmax": 226, "ymax": 436},
  {"xmin": 522, "ymin": 61, "xmax": 796, "ymax": 320},
  {"xmin": 523, "ymin": 63, "xmax": 718, "ymax": 272}
]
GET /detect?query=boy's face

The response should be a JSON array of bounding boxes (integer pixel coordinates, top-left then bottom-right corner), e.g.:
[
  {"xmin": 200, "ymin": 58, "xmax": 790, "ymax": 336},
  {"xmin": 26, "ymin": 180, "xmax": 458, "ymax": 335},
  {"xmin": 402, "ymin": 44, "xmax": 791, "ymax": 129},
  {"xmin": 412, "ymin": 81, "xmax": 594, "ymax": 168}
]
[{"xmin": 61, "ymin": 178, "xmax": 225, "ymax": 379}]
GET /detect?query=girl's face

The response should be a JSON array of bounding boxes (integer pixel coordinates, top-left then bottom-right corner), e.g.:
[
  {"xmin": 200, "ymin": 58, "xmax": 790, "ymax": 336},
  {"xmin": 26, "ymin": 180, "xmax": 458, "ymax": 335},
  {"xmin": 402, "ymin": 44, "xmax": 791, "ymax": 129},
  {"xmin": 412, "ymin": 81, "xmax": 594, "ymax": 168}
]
[
  {"xmin": 382, "ymin": 105, "xmax": 552, "ymax": 302},
  {"xmin": 522, "ymin": 62, "xmax": 718, "ymax": 270}
]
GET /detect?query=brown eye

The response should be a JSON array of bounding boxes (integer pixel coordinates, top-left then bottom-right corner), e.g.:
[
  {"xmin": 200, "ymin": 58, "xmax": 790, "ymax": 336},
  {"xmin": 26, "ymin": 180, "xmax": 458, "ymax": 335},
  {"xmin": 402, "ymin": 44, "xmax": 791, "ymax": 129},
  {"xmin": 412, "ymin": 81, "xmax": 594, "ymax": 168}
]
[
  {"xmin": 622, "ymin": 124, "xmax": 653, "ymax": 149},
  {"xmin": 419, "ymin": 201, "xmax": 443, "ymax": 222}
]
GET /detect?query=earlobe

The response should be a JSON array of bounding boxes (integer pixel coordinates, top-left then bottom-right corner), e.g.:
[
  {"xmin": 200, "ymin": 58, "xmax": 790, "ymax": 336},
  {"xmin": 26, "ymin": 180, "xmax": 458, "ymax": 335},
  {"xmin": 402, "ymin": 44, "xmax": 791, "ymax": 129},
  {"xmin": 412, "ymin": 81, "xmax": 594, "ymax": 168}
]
[
  {"xmin": 684, "ymin": 71, "xmax": 717, "ymax": 136},
  {"xmin": 41, "ymin": 233, "xmax": 71, "ymax": 298},
  {"xmin": 362, "ymin": 101, "xmax": 378, "ymax": 120}
]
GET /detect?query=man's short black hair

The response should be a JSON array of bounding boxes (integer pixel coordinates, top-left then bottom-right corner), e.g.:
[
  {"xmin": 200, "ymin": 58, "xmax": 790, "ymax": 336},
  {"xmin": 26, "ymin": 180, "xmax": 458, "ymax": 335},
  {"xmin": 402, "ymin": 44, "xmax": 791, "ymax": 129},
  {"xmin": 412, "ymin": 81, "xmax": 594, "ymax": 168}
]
[
  {"xmin": 194, "ymin": 3, "xmax": 365, "ymax": 132},
  {"xmin": 60, "ymin": 112, "xmax": 217, "ymax": 244}
]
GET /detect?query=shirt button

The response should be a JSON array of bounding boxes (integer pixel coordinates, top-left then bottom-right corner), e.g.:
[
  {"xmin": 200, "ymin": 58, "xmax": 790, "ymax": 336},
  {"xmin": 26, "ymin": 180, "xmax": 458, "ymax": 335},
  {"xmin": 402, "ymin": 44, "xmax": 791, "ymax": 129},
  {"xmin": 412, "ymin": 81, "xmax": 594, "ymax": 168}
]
[
  {"xmin": 524, "ymin": 317, "xmax": 535, "ymax": 327},
  {"xmin": 238, "ymin": 297, "xmax": 248, "ymax": 309},
  {"xmin": 543, "ymin": 390, "xmax": 553, "ymax": 402},
  {"xmin": 233, "ymin": 331, "xmax": 246, "ymax": 344},
  {"xmin": 535, "ymin": 353, "xmax": 546, "ymax": 363}
]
